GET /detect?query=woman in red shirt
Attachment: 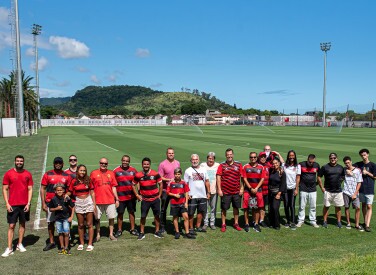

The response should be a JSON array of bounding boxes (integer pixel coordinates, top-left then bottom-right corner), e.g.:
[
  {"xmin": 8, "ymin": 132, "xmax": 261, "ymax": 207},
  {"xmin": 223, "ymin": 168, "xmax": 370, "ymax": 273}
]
[{"xmin": 67, "ymin": 165, "xmax": 96, "ymax": 251}]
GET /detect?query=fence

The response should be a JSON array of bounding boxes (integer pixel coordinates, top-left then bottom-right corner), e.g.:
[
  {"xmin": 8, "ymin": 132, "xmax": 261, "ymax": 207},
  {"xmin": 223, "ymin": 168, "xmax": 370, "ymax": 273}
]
[{"xmin": 41, "ymin": 118, "xmax": 167, "ymax": 127}]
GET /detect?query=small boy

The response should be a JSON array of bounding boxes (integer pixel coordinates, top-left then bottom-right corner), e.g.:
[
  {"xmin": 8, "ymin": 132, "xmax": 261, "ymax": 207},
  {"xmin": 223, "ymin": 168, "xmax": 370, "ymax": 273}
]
[
  {"xmin": 167, "ymin": 168, "xmax": 195, "ymax": 239},
  {"xmin": 48, "ymin": 183, "xmax": 75, "ymax": 255}
]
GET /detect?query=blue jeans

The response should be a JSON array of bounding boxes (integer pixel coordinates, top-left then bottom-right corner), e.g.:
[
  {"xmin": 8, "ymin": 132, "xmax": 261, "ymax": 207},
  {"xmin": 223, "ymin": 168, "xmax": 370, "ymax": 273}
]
[{"xmin": 55, "ymin": 219, "xmax": 70, "ymax": 234}]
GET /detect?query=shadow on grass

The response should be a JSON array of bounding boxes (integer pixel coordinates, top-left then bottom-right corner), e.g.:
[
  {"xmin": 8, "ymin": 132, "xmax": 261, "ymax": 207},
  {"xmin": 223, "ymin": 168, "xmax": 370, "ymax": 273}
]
[{"xmin": 13, "ymin": 234, "xmax": 40, "ymax": 248}]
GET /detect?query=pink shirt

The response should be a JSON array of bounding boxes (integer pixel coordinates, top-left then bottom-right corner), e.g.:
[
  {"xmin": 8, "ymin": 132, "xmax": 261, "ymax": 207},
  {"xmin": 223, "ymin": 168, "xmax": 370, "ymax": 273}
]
[{"xmin": 158, "ymin": 159, "xmax": 180, "ymax": 190}]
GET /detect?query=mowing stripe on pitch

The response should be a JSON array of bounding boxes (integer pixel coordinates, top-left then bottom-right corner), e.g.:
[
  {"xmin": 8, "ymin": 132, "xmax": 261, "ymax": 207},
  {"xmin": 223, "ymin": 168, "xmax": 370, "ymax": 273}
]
[{"xmin": 96, "ymin": 141, "xmax": 119, "ymax": 152}]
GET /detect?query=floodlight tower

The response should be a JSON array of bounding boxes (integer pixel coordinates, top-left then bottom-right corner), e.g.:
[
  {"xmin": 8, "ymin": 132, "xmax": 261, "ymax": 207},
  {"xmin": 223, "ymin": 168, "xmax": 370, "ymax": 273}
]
[
  {"xmin": 32, "ymin": 23, "xmax": 42, "ymax": 129},
  {"xmin": 320, "ymin": 42, "xmax": 331, "ymax": 127}
]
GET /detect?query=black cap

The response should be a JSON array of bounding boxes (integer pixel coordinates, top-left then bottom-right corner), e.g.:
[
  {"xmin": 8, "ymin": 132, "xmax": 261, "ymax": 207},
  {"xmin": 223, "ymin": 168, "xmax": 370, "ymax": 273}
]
[{"xmin": 53, "ymin": 157, "xmax": 63, "ymax": 163}]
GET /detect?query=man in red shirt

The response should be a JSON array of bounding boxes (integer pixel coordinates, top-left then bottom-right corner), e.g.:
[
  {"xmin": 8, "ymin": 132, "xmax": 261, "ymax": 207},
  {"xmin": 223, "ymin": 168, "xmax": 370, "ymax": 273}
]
[
  {"xmin": 216, "ymin": 148, "xmax": 244, "ymax": 232},
  {"xmin": 90, "ymin": 157, "xmax": 119, "ymax": 241},
  {"xmin": 113, "ymin": 155, "xmax": 139, "ymax": 238},
  {"xmin": 133, "ymin": 157, "xmax": 163, "ymax": 240},
  {"xmin": 243, "ymin": 152, "xmax": 265, "ymax": 233},
  {"xmin": 2, "ymin": 155, "xmax": 33, "ymax": 258},
  {"xmin": 40, "ymin": 157, "xmax": 70, "ymax": 251}
]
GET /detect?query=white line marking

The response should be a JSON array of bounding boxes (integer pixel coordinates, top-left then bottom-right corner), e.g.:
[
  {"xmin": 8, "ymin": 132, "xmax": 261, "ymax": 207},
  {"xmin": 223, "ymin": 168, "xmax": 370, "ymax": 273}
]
[
  {"xmin": 96, "ymin": 141, "xmax": 119, "ymax": 152},
  {"xmin": 111, "ymin": 127, "xmax": 124, "ymax": 134},
  {"xmin": 34, "ymin": 136, "xmax": 49, "ymax": 230}
]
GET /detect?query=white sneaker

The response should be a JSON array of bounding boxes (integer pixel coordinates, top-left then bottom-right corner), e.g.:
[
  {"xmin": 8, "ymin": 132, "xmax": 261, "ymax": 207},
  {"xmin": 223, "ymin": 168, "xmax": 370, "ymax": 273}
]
[
  {"xmin": 311, "ymin": 222, "xmax": 320, "ymax": 228},
  {"xmin": 16, "ymin": 243, "xmax": 27, "ymax": 252},
  {"xmin": 1, "ymin": 248, "xmax": 14, "ymax": 257},
  {"xmin": 296, "ymin": 222, "xmax": 304, "ymax": 228}
]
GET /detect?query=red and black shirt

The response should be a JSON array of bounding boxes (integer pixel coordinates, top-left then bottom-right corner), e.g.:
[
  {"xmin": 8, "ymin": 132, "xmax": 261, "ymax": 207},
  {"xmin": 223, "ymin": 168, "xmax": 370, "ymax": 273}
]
[
  {"xmin": 167, "ymin": 180, "xmax": 190, "ymax": 205},
  {"xmin": 114, "ymin": 166, "xmax": 137, "ymax": 201},
  {"xmin": 133, "ymin": 170, "xmax": 162, "ymax": 202}
]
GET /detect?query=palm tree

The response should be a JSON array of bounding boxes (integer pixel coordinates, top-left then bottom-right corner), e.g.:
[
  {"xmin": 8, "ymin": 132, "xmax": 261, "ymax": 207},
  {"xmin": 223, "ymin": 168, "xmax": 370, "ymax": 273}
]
[{"xmin": 0, "ymin": 77, "xmax": 15, "ymax": 118}]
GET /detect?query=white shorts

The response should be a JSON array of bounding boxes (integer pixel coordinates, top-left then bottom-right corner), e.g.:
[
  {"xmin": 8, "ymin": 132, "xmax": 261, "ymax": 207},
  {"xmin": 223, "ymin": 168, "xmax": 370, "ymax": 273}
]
[
  {"xmin": 75, "ymin": 196, "xmax": 95, "ymax": 214},
  {"xmin": 323, "ymin": 191, "xmax": 344, "ymax": 207},
  {"xmin": 359, "ymin": 193, "xmax": 374, "ymax": 205},
  {"xmin": 95, "ymin": 204, "xmax": 117, "ymax": 220}
]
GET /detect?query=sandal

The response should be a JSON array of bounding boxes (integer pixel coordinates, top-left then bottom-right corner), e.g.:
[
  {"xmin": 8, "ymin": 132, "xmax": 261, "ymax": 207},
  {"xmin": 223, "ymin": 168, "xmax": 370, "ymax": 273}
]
[
  {"xmin": 86, "ymin": 245, "xmax": 94, "ymax": 252},
  {"xmin": 77, "ymin": 244, "xmax": 84, "ymax": 251}
]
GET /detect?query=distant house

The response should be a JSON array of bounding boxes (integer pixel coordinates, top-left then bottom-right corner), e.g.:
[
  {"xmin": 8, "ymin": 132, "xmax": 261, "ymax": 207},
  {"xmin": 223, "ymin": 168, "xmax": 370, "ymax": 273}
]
[
  {"xmin": 100, "ymin": 115, "xmax": 124, "ymax": 119},
  {"xmin": 171, "ymin": 115, "xmax": 184, "ymax": 125},
  {"xmin": 205, "ymin": 109, "xmax": 221, "ymax": 117}
]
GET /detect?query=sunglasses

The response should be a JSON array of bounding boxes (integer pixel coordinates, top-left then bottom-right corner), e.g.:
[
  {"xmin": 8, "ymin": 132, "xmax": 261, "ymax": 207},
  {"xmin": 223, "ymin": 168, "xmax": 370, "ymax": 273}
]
[
  {"xmin": 249, "ymin": 156, "xmax": 257, "ymax": 159},
  {"xmin": 69, "ymin": 159, "xmax": 77, "ymax": 162},
  {"xmin": 100, "ymin": 162, "xmax": 108, "ymax": 165}
]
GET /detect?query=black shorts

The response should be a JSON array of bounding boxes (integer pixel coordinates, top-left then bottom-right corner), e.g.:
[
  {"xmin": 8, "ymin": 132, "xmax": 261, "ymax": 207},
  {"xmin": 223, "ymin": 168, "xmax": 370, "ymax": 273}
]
[
  {"xmin": 117, "ymin": 200, "xmax": 136, "ymax": 214},
  {"xmin": 188, "ymin": 198, "xmax": 207, "ymax": 216},
  {"xmin": 170, "ymin": 204, "xmax": 188, "ymax": 217},
  {"xmin": 221, "ymin": 194, "xmax": 241, "ymax": 211},
  {"xmin": 7, "ymin": 205, "xmax": 30, "ymax": 224},
  {"xmin": 263, "ymin": 194, "xmax": 269, "ymax": 206},
  {"xmin": 141, "ymin": 198, "xmax": 161, "ymax": 218}
]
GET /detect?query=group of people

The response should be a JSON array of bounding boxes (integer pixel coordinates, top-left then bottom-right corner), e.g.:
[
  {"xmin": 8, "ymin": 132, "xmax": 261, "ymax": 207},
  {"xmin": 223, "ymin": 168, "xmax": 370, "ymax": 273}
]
[{"xmin": 2, "ymin": 146, "xmax": 375, "ymax": 257}]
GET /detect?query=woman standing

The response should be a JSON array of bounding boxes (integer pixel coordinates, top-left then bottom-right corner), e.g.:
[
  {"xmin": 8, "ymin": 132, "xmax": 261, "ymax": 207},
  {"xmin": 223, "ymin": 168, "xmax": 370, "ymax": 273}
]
[
  {"xmin": 67, "ymin": 165, "xmax": 96, "ymax": 251},
  {"xmin": 283, "ymin": 150, "xmax": 301, "ymax": 230},
  {"xmin": 268, "ymin": 158, "xmax": 287, "ymax": 230}
]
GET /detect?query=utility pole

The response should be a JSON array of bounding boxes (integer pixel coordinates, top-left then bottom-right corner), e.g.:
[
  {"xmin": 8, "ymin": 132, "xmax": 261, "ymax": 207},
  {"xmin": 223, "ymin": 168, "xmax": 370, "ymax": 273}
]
[
  {"xmin": 371, "ymin": 103, "xmax": 374, "ymax": 128},
  {"xmin": 32, "ymin": 24, "xmax": 42, "ymax": 129},
  {"xmin": 320, "ymin": 42, "xmax": 331, "ymax": 127}
]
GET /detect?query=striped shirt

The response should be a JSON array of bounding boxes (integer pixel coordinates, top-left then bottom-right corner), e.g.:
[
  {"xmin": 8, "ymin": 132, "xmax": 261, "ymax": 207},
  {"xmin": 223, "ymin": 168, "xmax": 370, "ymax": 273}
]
[
  {"xmin": 69, "ymin": 178, "xmax": 94, "ymax": 197},
  {"xmin": 167, "ymin": 180, "xmax": 190, "ymax": 205},
  {"xmin": 260, "ymin": 162, "xmax": 272, "ymax": 195},
  {"xmin": 216, "ymin": 161, "xmax": 243, "ymax": 195},
  {"xmin": 41, "ymin": 170, "xmax": 70, "ymax": 203},
  {"xmin": 343, "ymin": 167, "xmax": 363, "ymax": 196},
  {"xmin": 133, "ymin": 170, "xmax": 162, "ymax": 202},
  {"xmin": 242, "ymin": 163, "xmax": 265, "ymax": 191},
  {"xmin": 114, "ymin": 166, "xmax": 137, "ymax": 201}
]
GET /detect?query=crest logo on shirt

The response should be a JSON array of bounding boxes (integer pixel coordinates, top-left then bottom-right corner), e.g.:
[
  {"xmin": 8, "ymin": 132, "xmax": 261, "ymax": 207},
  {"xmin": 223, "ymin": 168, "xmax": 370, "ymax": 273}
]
[{"xmin": 150, "ymin": 176, "xmax": 155, "ymax": 180}]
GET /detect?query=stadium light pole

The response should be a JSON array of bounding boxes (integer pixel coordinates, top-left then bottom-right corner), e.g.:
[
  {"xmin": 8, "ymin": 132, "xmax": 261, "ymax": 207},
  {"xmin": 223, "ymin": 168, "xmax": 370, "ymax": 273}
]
[
  {"xmin": 32, "ymin": 23, "xmax": 42, "ymax": 129},
  {"xmin": 320, "ymin": 42, "xmax": 331, "ymax": 127}
]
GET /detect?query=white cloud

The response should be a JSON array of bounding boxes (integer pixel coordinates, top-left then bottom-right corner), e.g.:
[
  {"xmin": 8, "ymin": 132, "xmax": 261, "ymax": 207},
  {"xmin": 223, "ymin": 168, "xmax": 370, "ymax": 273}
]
[
  {"xmin": 0, "ymin": 7, "xmax": 9, "ymax": 28},
  {"xmin": 90, "ymin": 75, "xmax": 100, "ymax": 84},
  {"xmin": 26, "ymin": 47, "xmax": 34, "ymax": 56},
  {"xmin": 49, "ymin": 36, "xmax": 90, "ymax": 59},
  {"xmin": 30, "ymin": 56, "xmax": 48, "ymax": 71},
  {"xmin": 135, "ymin": 48, "xmax": 150, "ymax": 58}
]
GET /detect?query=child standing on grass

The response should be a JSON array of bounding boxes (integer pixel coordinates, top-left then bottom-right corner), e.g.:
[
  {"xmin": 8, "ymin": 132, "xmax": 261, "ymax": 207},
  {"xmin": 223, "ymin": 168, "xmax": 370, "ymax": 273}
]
[
  {"xmin": 48, "ymin": 183, "xmax": 75, "ymax": 255},
  {"xmin": 167, "ymin": 168, "xmax": 195, "ymax": 239}
]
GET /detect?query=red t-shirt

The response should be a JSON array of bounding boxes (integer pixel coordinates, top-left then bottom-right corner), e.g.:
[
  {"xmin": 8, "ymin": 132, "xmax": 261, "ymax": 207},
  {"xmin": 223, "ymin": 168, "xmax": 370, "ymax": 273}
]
[
  {"xmin": 41, "ymin": 169, "xmax": 70, "ymax": 203},
  {"xmin": 3, "ymin": 168, "xmax": 34, "ymax": 206},
  {"xmin": 133, "ymin": 170, "xmax": 162, "ymax": 202},
  {"xmin": 242, "ymin": 163, "xmax": 266, "ymax": 191},
  {"xmin": 216, "ymin": 161, "xmax": 243, "ymax": 195},
  {"xmin": 260, "ymin": 162, "xmax": 272, "ymax": 195},
  {"xmin": 90, "ymin": 169, "xmax": 118, "ymax": 205},
  {"xmin": 113, "ymin": 166, "xmax": 137, "ymax": 201},
  {"xmin": 69, "ymin": 178, "xmax": 94, "ymax": 197},
  {"xmin": 166, "ymin": 180, "xmax": 190, "ymax": 205}
]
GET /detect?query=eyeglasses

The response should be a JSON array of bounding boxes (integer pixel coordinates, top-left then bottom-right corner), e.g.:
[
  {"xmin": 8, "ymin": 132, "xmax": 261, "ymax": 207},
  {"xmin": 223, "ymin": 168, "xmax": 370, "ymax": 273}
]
[
  {"xmin": 100, "ymin": 162, "xmax": 108, "ymax": 165},
  {"xmin": 69, "ymin": 159, "xmax": 77, "ymax": 162},
  {"xmin": 249, "ymin": 156, "xmax": 257, "ymax": 159}
]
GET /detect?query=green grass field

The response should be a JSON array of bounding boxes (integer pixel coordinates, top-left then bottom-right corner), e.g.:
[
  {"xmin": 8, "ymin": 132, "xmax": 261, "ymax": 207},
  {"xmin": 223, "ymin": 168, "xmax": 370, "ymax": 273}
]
[{"xmin": 1, "ymin": 126, "xmax": 376, "ymax": 274}]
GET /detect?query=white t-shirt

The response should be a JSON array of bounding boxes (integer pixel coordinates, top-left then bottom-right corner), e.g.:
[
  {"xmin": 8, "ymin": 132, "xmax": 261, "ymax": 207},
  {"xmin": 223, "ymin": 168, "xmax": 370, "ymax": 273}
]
[
  {"xmin": 200, "ymin": 162, "xmax": 219, "ymax": 194},
  {"xmin": 184, "ymin": 166, "xmax": 208, "ymax": 198},
  {"xmin": 284, "ymin": 164, "xmax": 301, "ymax": 190}
]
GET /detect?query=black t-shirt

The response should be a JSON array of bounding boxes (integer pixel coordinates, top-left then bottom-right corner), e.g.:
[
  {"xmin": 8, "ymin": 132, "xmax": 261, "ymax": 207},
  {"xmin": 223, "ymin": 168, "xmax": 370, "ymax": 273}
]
[
  {"xmin": 299, "ymin": 161, "xmax": 320, "ymax": 193},
  {"xmin": 318, "ymin": 163, "xmax": 344, "ymax": 193},
  {"xmin": 354, "ymin": 161, "xmax": 376, "ymax": 195},
  {"xmin": 48, "ymin": 195, "xmax": 74, "ymax": 220},
  {"xmin": 268, "ymin": 170, "xmax": 287, "ymax": 194}
]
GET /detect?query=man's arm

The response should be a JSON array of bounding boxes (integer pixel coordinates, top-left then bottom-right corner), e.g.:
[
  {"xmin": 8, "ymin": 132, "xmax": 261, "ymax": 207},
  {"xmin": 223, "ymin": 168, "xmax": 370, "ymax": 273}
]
[
  {"xmin": 216, "ymin": 175, "xmax": 223, "ymax": 196},
  {"xmin": 112, "ymin": 186, "xmax": 119, "ymax": 208},
  {"xmin": 40, "ymin": 185, "xmax": 48, "ymax": 212},
  {"xmin": 2, "ymin": 185, "xmax": 12, "ymax": 212},
  {"xmin": 205, "ymin": 179, "xmax": 211, "ymax": 199},
  {"xmin": 24, "ymin": 185, "xmax": 33, "ymax": 212}
]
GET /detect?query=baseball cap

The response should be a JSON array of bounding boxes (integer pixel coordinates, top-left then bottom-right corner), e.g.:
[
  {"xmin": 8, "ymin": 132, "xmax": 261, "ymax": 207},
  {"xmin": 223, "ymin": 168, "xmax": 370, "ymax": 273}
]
[
  {"xmin": 259, "ymin": 152, "xmax": 266, "ymax": 157},
  {"xmin": 53, "ymin": 157, "xmax": 64, "ymax": 163}
]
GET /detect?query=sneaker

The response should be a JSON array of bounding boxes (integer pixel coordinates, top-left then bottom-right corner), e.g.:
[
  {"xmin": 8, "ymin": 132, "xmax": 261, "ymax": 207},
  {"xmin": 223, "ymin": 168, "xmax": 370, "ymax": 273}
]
[
  {"xmin": 365, "ymin": 226, "xmax": 371, "ymax": 232},
  {"xmin": 16, "ymin": 243, "xmax": 26, "ymax": 252},
  {"xmin": 253, "ymin": 223, "xmax": 261, "ymax": 233},
  {"xmin": 322, "ymin": 221, "xmax": 328, "ymax": 228},
  {"xmin": 130, "ymin": 229, "xmax": 139, "ymax": 236},
  {"xmin": 137, "ymin": 233, "xmax": 145, "ymax": 240},
  {"xmin": 284, "ymin": 223, "xmax": 290, "ymax": 228},
  {"xmin": 1, "ymin": 248, "xmax": 14, "ymax": 257},
  {"xmin": 202, "ymin": 225, "xmax": 208, "ymax": 231},
  {"xmin": 296, "ymin": 222, "xmax": 304, "ymax": 228},
  {"xmin": 337, "ymin": 222, "xmax": 342, "ymax": 229},
  {"xmin": 114, "ymin": 230, "xmax": 122, "ymax": 238},
  {"xmin": 221, "ymin": 224, "xmax": 227, "ymax": 232},
  {"xmin": 43, "ymin": 243, "xmax": 56, "ymax": 251},
  {"xmin": 290, "ymin": 223, "xmax": 297, "ymax": 230},
  {"xmin": 260, "ymin": 220, "xmax": 268, "ymax": 228},
  {"xmin": 154, "ymin": 231, "xmax": 164, "ymax": 238},
  {"xmin": 310, "ymin": 222, "xmax": 320, "ymax": 228},
  {"xmin": 233, "ymin": 223, "xmax": 242, "ymax": 231},
  {"xmin": 244, "ymin": 224, "xmax": 250, "ymax": 232},
  {"xmin": 159, "ymin": 227, "xmax": 166, "ymax": 234},
  {"xmin": 174, "ymin": 232, "xmax": 180, "ymax": 239},
  {"xmin": 184, "ymin": 233, "xmax": 196, "ymax": 239},
  {"xmin": 195, "ymin": 227, "xmax": 207, "ymax": 233},
  {"xmin": 274, "ymin": 226, "xmax": 281, "ymax": 230},
  {"xmin": 210, "ymin": 225, "xmax": 216, "ymax": 230},
  {"xmin": 58, "ymin": 249, "xmax": 65, "ymax": 255},
  {"xmin": 65, "ymin": 249, "xmax": 72, "ymax": 256},
  {"xmin": 189, "ymin": 229, "xmax": 197, "ymax": 236},
  {"xmin": 346, "ymin": 223, "xmax": 351, "ymax": 229},
  {"xmin": 109, "ymin": 234, "xmax": 118, "ymax": 241},
  {"xmin": 355, "ymin": 225, "xmax": 364, "ymax": 232}
]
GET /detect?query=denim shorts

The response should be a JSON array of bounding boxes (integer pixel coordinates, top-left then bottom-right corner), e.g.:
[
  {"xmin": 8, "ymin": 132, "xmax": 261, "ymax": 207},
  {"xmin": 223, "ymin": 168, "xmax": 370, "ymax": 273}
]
[
  {"xmin": 359, "ymin": 193, "xmax": 374, "ymax": 205},
  {"xmin": 55, "ymin": 219, "xmax": 70, "ymax": 234}
]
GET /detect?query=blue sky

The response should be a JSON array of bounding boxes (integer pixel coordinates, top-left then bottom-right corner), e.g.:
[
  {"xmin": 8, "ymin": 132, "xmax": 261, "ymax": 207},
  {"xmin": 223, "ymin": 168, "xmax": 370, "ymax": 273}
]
[{"xmin": 0, "ymin": 0, "xmax": 375, "ymax": 114}]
